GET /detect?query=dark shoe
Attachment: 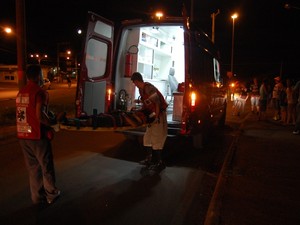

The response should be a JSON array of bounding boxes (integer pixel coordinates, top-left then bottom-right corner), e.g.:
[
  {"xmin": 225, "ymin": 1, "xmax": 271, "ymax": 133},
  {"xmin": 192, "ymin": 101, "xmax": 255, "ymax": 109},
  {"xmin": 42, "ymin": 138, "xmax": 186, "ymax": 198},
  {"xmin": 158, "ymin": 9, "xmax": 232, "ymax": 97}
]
[
  {"xmin": 148, "ymin": 161, "xmax": 166, "ymax": 172},
  {"xmin": 46, "ymin": 189, "xmax": 61, "ymax": 204},
  {"xmin": 139, "ymin": 155, "xmax": 152, "ymax": 166},
  {"xmin": 292, "ymin": 130, "xmax": 299, "ymax": 135}
]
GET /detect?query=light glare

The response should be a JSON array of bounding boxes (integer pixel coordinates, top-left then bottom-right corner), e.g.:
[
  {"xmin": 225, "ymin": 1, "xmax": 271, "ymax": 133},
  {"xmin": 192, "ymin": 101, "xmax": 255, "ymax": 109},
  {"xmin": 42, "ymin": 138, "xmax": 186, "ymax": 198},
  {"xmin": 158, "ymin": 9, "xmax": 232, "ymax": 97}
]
[
  {"xmin": 155, "ymin": 11, "xmax": 163, "ymax": 20},
  {"xmin": 231, "ymin": 13, "xmax": 238, "ymax": 19},
  {"xmin": 4, "ymin": 27, "xmax": 12, "ymax": 34},
  {"xmin": 191, "ymin": 92, "xmax": 196, "ymax": 107}
]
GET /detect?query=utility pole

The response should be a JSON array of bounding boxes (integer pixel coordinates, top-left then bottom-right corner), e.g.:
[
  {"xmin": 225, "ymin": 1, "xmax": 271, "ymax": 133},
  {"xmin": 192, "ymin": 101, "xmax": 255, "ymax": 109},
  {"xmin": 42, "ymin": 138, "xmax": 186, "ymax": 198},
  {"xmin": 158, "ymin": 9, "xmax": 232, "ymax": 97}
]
[
  {"xmin": 211, "ymin": 9, "xmax": 220, "ymax": 43},
  {"xmin": 230, "ymin": 13, "xmax": 238, "ymax": 76},
  {"xmin": 16, "ymin": 0, "xmax": 27, "ymax": 90}
]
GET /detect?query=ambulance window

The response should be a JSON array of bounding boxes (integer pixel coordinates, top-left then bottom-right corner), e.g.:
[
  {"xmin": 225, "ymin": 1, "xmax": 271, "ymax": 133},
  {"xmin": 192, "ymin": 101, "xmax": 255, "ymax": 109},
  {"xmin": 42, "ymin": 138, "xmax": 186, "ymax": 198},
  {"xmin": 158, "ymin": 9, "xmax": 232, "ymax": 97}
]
[
  {"xmin": 86, "ymin": 39, "xmax": 108, "ymax": 78},
  {"xmin": 94, "ymin": 21, "xmax": 112, "ymax": 39},
  {"xmin": 213, "ymin": 58, "xmax": 221, "ymax": 82}
]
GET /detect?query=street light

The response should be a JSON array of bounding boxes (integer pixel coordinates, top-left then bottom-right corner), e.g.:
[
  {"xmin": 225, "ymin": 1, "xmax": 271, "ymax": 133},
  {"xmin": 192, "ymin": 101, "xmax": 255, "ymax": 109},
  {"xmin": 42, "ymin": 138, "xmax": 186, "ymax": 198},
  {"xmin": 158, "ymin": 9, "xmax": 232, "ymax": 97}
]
[
  {"xmin": 0, "ymin": 26, "xmax": 14, "ymax": 54},
  {"xmin": 4, "ymin": 27, "xmax": 12, "ymax": 34},
  {"xmin": 77, "ymin": 28, "xmax": 82, "ymax": 35},
  {"xmin": 284, "ymin": 3, "xmax": 300, "ymax": 10},
  {"xmin": 230, "ymin": 13, "xmax": 238, "ymax": 76},
  {"xmin": 30, "ymin": 53, "xmax": 48, "ymax": 64},
  {"xmin": 0, "ymin": 26, "xmax": 13, "ymax": 35},
  {"xmin": 66, "ymin": 50, "xmax": 71, "ymax": 60},
  {"xmin": 155, "ymin": 11, "xmax": 164, "ymax": 20}
]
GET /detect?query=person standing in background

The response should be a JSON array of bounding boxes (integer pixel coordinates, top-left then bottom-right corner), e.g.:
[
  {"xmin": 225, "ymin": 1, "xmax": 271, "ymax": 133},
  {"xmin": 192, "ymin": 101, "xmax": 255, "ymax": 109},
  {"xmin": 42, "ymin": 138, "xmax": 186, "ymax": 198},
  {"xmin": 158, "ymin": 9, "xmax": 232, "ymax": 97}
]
[
  {"xmin": 16, "ymin": 64, "xmax": 60, "ymax": 205},
  {"xmin": 271, "ymin": 76, "xmax": 283, "ymax": 121},
  {"xmin": 258, "ymin": 79, "xmax": 268, "ymax": 121},
  {"xmin": 250, "ymin": 77, "xmax": 260, "ymax": 114},
  {"xmin": 278, "ymin": 81, "xmax": 287, "ymax": 124},
  {"xmin": 286, "ymin": 79, "xmax": 296, "ymax": 125}
]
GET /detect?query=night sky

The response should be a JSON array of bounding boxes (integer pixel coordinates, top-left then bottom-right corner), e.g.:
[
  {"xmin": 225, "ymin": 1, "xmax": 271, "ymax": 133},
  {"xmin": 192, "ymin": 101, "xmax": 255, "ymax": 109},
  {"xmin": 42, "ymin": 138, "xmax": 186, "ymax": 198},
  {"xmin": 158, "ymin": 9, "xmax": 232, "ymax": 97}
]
[{"xmin": 1, "ymin": 0, "xmax": 299, "ymax": 81}]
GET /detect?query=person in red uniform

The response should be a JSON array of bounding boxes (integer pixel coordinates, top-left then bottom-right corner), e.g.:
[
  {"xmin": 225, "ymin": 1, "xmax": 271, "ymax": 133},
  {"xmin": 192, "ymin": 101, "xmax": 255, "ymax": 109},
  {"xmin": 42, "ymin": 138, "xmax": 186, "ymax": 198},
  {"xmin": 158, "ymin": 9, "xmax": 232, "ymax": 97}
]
[
  {"xmin": 131, "ymin": 72, "xmax": 168, "ymax": 172},
  {"xmin": 16, "ymin": 64, "xmax": 60, "ymax": 205}
]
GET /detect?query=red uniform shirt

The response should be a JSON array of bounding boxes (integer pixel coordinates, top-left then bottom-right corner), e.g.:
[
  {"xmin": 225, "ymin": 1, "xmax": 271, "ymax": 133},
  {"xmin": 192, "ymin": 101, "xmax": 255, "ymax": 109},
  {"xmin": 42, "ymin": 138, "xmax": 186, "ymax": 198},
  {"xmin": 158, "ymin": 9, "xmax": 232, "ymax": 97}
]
[
  {"xmin": 16, "ymin": 81, "xmax": 47, "ymax": 139},
  {"xmin": 140, "ymin": 82, "xmax": 168, "ymax": 113}
]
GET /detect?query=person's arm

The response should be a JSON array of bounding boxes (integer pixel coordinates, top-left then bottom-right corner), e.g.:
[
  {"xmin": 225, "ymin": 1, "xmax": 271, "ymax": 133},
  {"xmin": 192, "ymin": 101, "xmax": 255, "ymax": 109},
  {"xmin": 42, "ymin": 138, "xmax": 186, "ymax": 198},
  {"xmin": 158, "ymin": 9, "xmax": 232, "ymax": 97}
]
[
  {"xmin": 36, "ymin": 91, "xmax": 51, "ymax": 126},
  {"xmin": 146, "ymin": 85, "xmax": 161, "ymax": 118}
]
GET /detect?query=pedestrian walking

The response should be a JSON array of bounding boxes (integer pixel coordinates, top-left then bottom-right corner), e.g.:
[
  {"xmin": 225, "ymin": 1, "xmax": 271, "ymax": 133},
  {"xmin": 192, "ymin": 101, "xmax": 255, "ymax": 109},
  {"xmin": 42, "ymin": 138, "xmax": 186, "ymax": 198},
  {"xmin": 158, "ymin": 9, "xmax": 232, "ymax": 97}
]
[
  {"xmin": 66, "ymin": 74, "xmax": 71, "ymax": 88},
  {"xmin": 286, "ymin": 79, "xmax": 297, "ymax": 125},
  {"xmin": 278, "ymin": 82, "xmax": 287, "ymax": 124},
  {"xmin": 16, "ymin": 64, "xmax": 60, "ymax": 205},
  {"xmin": 131, "ymin": 72, "xmax": 168, "ymax": 172},
  {"xmin": 258, "ymin": 79, "xmax": 268, "ymax": 121},
  {"xmin": 271, "ymin": 76, "xmax": 283, "ymax": 121},
  {"xmin": 250, "ymin": 77, "xmax": 260, "ymax": 114},
  {"xmin": 232, "ymin": 82, "xmax": 248, "ymax": 116}
]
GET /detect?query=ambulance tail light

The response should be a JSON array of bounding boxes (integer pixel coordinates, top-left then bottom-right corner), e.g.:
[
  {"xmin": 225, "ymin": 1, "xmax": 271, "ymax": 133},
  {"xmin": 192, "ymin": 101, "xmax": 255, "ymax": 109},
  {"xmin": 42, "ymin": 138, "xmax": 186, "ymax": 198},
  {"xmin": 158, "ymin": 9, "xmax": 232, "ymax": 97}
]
[
  {"xmin": 190, "ymin": 91, "xmax": 197, "ymax": 112},
  {"xmin": 105, "ymin": 86, "xmax": 113, "ymax": 113},
  {"xmin": 107, "ymin": 88, "xmax": 112, "ymax": 101}
]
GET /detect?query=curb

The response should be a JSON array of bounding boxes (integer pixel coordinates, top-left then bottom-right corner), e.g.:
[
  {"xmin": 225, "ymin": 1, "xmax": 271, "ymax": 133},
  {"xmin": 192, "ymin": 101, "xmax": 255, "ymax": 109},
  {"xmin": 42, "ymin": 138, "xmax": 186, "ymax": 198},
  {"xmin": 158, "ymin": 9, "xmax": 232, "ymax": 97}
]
[{"xmin": 204, "ymin": 112, "xmax": 250, "ymax": 225}]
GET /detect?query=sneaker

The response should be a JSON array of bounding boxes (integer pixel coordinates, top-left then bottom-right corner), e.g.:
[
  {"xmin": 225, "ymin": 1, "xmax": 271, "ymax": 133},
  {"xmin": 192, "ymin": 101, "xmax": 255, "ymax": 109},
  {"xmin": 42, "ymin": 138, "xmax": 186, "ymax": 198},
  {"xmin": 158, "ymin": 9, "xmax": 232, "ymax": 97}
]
[
  {"xmin": 292, "ymin": 130, "xmax": 299, "ymax": 135},
  {"xmin": 148, "ymin": 161, "xmax": 166, "ymax": 172},
  {"xmin": 139, "ymin": 156, "xmax": 152, "ymax": 166},
  {"xmin": 46, "ymin": 189, "xmax": 61, "ymax": 204}
]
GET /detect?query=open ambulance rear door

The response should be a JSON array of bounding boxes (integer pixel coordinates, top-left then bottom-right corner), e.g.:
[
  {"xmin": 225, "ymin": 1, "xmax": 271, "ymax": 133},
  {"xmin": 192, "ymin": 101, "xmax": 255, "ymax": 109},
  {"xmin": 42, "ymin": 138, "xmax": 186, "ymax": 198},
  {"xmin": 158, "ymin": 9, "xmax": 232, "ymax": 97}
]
[{"xmin": 76, "ymin": 12, "xmax": 114, "ymax": 118}]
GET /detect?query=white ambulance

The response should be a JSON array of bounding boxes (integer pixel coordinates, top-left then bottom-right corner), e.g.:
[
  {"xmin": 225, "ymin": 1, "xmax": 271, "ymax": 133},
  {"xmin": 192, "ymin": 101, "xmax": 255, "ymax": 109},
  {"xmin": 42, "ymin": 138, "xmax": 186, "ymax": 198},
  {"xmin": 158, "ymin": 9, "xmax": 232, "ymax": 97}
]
[{"xmin": 74, "ymin": 11, "xmax": 227, "ymax": 148}]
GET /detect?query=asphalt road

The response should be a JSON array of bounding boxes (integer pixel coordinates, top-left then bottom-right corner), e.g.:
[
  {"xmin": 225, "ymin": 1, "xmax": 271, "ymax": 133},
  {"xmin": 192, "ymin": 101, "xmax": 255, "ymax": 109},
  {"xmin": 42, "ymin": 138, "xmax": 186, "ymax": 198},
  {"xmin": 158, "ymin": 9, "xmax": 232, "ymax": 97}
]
[{"xmin": 0, "ymin": 124, "xmax": 232, "ymax": 225}]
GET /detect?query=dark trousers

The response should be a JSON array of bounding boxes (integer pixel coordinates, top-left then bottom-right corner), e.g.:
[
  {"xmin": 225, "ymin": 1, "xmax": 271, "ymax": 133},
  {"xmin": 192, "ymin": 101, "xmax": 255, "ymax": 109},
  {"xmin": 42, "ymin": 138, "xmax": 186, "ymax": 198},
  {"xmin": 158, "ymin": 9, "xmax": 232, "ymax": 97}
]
[{"xmin": 19, "ymin": 138, "xmax": 57, "ymax": 203}]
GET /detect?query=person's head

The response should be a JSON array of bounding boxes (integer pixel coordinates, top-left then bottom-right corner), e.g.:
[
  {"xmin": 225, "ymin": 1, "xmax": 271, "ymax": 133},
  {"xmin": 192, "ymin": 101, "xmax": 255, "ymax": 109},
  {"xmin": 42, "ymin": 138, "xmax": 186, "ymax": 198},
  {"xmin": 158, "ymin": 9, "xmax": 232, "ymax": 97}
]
[
  {"xmin": 253, "ymin": 77, "xmax": 258, "ymax": 84},
  {"xmin": 26, "ymin": 64, "xmax": 42, "ymax": 83},
  {"xmin": 131, "ymin": 72, "xmax": 144, "ymax": 88},
  {"xmin": 274, "ymin": 76, "xmax": 281, "ymax": 83},
  {"xmin": 131, "ymin": 72, "xmax": 143, "ymax": 82}
]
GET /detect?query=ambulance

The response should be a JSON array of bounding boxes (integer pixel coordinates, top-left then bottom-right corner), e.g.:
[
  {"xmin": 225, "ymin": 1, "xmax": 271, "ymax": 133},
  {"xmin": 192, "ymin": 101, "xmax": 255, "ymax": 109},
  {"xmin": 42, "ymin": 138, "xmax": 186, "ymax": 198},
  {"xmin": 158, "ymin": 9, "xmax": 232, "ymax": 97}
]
[{"xmin": 74, "ymin": 10, "xmax": 227, "ymax": 148}]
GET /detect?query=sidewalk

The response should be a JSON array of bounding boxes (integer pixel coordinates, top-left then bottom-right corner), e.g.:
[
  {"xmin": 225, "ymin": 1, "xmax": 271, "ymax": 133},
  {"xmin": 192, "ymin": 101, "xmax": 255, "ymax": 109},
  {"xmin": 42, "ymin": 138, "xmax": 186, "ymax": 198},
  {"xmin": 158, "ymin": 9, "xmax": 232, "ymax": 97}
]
[
  {"xmin": 206, "ymin": 101, "xmax": 300, "ymax": 225},
  {"xmin": 0, "ymin": 125, "xmax": 16, "ymax": 140}
]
